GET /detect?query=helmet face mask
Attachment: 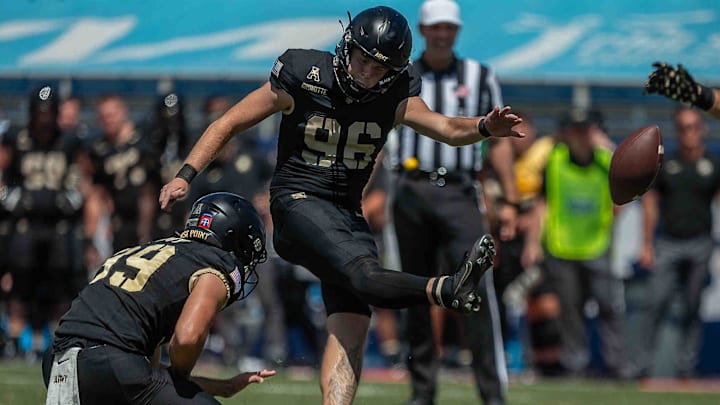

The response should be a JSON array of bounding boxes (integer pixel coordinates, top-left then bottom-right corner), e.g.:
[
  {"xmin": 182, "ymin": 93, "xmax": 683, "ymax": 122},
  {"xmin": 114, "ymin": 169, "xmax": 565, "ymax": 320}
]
[
  {"xmin": 334, "ymin": 6, "xmax": 412, "ymax": 103},
  {"xmin": 182, "ymin": 192, "xmax": 268, "ymax": 301}
]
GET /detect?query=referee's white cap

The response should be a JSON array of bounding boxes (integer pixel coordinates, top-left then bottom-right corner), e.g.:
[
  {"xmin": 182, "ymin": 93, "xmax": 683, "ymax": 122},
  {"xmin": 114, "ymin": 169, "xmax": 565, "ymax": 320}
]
[{"xmin": 419, "ymin": 0, "xmax": 462, "ymax": 27}]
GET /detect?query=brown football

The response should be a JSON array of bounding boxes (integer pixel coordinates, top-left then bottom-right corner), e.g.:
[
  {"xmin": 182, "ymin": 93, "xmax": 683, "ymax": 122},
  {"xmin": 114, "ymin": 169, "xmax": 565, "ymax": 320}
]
[{"xmin": 609, "ymin": 125, "xmax": 664, "ymax": 205}]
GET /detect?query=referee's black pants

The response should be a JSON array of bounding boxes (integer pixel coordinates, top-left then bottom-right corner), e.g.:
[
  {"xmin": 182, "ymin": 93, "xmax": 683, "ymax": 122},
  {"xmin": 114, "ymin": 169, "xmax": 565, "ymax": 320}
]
[{"xmin": 392, "ymin": 173, "xmax": 507, "ymax": 404}]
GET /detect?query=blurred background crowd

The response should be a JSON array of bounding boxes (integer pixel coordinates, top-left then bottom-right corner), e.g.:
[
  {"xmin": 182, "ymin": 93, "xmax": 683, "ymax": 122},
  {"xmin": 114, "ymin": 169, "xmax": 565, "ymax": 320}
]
[
  {"xmin": 1, "ymin": 83, "xmax": 719, "ymax": 381},
  {"xmin": 1, "ymin": 0, "xmax": 720, "ymax": 389}
]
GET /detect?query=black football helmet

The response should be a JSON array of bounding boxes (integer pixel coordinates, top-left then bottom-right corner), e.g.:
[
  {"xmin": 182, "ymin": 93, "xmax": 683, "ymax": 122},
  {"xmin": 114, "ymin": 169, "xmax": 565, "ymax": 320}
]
[
  {"xmin": 183, "ymin": 192, "xmax": 267, "ymax": 301},
  {"xmin": 153, "ymin": 92, "xmax": 189, "ymax": 158},
  {"xmin": 30, "ymin": 85, "xmax": 59, "ymax": 115},
  {"xmin": 29, "ymin": 85, "xmax": 60, "ymax": 133},
  {"xmin": 184, "ymin": 192, "xmax": 267, "ymax": 267},
  {"xmin": 334, "ymin": 6, "xmax": 412, "ymax": 103}
]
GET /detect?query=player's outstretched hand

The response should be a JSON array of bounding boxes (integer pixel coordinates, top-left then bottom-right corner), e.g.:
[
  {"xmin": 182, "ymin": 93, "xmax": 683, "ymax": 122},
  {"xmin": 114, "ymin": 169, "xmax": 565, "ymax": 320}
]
[
  {"xmin": 159, "ymin": 178, "xmax": 190, "ymax": 211},
  {"xmin": 644, "ymin": 61, "xmax": 701, "ymax": 104},
  {"xmin": 221, "ymin": 369, "xmax": 277, "ymax": 397},
  {"xmin": 484, "ymin": 106, "xmax": 525, "ymax": 138}
]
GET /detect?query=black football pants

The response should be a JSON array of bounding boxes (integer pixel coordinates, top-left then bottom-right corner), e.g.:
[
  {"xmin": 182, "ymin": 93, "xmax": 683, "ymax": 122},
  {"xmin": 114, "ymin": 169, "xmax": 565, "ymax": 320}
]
[
  {"xmin": 270, "ymin": 190, "xmax": 432, "ymax": 316},
  {"xmin": 43, "ymin": 343, "xmax": 218, "ymax": 404}
]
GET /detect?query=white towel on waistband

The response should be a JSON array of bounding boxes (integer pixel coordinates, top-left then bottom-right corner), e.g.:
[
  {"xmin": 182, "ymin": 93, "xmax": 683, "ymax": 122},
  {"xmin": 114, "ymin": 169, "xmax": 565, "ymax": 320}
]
[{"xmin": 45, "ymin": 347, "xmax": 82, "ymax": 405}]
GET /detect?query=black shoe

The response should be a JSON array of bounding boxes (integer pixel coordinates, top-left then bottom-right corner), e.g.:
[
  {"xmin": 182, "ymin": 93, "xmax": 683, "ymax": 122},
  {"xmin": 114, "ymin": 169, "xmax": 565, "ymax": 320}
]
[{"xmin": 447, "ymin": 234, "xmax": 495, "ymax": 313}]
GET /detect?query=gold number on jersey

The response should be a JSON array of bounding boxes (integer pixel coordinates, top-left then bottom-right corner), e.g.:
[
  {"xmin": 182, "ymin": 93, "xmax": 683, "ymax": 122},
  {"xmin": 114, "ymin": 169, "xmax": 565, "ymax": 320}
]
[
  {"xmin": 104, "ymin": 148, "xmax": 140, "ymax": 190},
  {"xmin": 302, "ymin": 116, "xmax": 381, "ymax": 169},
  {"xmin": 21, "ymin": 151, "xmax": 67, "ymax": 191},
  {"xmin": 90, "ymin": 240, "xmax": 179, "ymax": 292},
  {"xmin": 345, "ymin": 121, "xmax": 381, "ymax": 169}
]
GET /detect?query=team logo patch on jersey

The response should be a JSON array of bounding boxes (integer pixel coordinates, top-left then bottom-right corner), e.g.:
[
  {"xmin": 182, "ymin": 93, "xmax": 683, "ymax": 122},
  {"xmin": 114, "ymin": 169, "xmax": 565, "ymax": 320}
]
[
  {"xmin": 271, "ymin": 59, "xmax": 284, "ymax": 78},
  {"xmin": 306, "ymin": 66, "xmax": 321, "ymax": 82},
  {"xmin": 199, "ymin": 213, "xmax": 213, "ymax": 229}
]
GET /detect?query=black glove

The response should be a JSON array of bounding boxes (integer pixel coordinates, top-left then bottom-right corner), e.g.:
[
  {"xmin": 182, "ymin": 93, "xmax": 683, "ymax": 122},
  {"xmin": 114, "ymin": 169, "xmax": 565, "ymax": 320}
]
[{"xmin": 644, "ymin": 62, "xmax": 715, "ymax": 110}]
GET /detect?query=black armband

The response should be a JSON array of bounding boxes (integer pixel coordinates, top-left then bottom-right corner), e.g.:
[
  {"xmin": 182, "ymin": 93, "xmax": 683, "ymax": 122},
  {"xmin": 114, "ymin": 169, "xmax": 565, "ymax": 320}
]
[
  {"xmin": 175, "ymin": 163, "xmax": 198, "ymax": 184},
  {"xmin": 695, "ymin": 85, "xmax": 716, "ymax": 111},
  {"xmin": 477, "ymin": 118, "xmax": 493, "ymax": 138}
]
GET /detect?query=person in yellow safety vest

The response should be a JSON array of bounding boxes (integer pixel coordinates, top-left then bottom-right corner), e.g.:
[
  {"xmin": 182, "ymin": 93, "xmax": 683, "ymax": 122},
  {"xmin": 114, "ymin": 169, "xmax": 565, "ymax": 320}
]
[{"xmin": 522, "ymin": 107, "xmax": 629, "ymax": 379}]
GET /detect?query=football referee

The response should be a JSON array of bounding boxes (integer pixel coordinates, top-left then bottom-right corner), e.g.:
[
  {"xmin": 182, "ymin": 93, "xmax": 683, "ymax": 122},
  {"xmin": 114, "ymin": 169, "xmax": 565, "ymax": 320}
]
[{"xmin": 391, "ymin": 1, "xmax": 518, "ymax": 404}]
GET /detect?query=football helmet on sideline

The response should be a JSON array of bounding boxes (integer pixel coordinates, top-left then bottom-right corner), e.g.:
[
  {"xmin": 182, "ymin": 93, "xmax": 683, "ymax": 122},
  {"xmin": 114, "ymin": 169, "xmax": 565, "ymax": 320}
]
[{"xmin": 29, "ymin": 85, "xmax": 60, "ymax": 134}]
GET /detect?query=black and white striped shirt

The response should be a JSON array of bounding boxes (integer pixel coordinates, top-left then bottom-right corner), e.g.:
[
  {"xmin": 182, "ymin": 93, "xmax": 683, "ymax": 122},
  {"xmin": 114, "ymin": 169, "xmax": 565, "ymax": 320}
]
[{"xmin": 392, "ymin": 57, "xmax": 503, "ymax": 174}]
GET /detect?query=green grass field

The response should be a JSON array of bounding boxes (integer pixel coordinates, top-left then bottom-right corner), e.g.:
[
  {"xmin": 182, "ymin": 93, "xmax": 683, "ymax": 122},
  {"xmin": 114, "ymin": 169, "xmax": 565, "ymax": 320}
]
[{"xmin": 4, "ymin": 360, "xmax": 720, "ymax": 405}]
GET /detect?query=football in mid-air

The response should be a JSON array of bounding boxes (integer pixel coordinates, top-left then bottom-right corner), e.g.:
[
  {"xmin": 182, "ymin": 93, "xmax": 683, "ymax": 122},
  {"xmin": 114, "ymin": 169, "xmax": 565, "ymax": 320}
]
[{"xmin": 608, "ymin": 125, "xmax": 664, "ymax": 205}]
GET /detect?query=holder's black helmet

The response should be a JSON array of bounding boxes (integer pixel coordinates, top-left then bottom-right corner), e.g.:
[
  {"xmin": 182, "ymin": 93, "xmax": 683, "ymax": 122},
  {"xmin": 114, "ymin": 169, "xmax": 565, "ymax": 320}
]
[
  {"xmin": 183, "ymin": 192, "xmax": 267, "ymax": 268},
  {"xmin": 334, "ymin": 6, "xmax": 412, "ymax": 103}
]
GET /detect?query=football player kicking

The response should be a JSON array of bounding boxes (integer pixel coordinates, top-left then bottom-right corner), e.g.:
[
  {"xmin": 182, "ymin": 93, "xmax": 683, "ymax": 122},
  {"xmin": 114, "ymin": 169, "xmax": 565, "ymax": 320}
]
[
  {"xmin": 159, "ymin": 6, "xmax": 524, "ymax": 405},
  {"xmin": 42, "ymin": 192, "xmax": 275, "ymax": 404}
]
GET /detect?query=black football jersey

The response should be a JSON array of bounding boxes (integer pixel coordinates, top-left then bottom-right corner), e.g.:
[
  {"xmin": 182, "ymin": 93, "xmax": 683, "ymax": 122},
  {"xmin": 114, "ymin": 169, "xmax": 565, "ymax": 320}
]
[
  {"xmin": 268, "ymin": 49, "xmax": 421, "ymax": 207},
  {"xmin": 87, "ymin": 130, "xmax": 160, "ymax": 216},
  {"xmin": 653, "ymin": 153, "xmax": 720, "ymax": 237},
  {"xmin": 1, "ymin": 128, "xmax": 85, "ymax": 218},
  {"xmin": 54, "ymin": 237, "xmax": 241, "ymax": 357}
]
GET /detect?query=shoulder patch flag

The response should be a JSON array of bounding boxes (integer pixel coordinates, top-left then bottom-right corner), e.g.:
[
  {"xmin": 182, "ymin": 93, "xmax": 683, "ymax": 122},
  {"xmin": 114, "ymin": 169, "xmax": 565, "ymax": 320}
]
[{"xmin": 271, "ymin": 59, "xmax": 284, "ymax": 78}]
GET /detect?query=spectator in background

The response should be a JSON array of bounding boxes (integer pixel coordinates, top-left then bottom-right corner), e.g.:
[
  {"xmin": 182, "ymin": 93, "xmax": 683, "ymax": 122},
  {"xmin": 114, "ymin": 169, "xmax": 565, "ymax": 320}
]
[
  {"xmin": 150, "ymin": 92, "xmax": 190, "ymax": 166},
  {"xmin": 187, "ymin": 95, "xmax": 273, "ymax": 203},
  {"xmin": 391, "ymin": 1, "xmax": 515, "ymax": 403},
  {"xmin": 364, "ymin": 155, "xmax": 403, "ymax": 367},
  {"xmin": 86, "ymin": 94, "xmax": 160, "ymax": 252},
  {"xmin": 150, "ymin": 93, "xmax": 192, "ymax": 240},
  {"xmin": 0, "ymin": 108, "xmax": 14, "ymax": 356},
  {"xmin": 0, "ymin": 110, "xmax": 11, "ymax": 341},
  {"xmin": 485, "ymin": 112, "xmax": 551, "ymax": 375},
  {"xmin": 0, "ymin": 85, "xmax": 90, "ymax": 360},
  {"xmin": 633, "ymin": 107, "xmax": 720, "ymax": 378},
  {"xmin": 58, "ymin": 96, "xmax": 90, "ymax": 140},
  {"xmin": 523, "ymin": 108, "xmax": 628, "ymax": 379}
]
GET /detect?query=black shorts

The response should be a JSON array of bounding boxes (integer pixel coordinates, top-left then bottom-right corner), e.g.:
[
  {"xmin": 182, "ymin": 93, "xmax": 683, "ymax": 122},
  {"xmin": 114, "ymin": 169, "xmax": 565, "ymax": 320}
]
[
  {"xmin": 270, "ymin": 191, "xmax": 377, "ymax": 316},
  {"xmin": 42, "ymin": 343, "xmax": 218, "ymax": 405}
]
